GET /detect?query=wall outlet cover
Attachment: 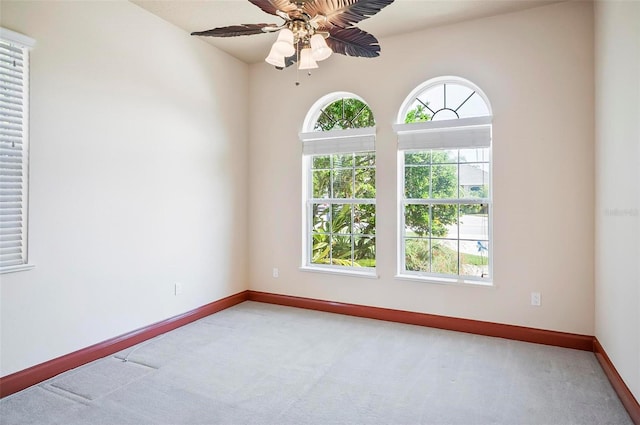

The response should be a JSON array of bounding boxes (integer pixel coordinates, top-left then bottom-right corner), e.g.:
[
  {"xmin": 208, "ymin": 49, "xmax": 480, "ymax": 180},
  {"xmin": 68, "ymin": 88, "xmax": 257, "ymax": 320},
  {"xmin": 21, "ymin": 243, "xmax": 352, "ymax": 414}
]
[{"xmin": 531, "ymin": 292, "xmax": 541, "ymax": 306}]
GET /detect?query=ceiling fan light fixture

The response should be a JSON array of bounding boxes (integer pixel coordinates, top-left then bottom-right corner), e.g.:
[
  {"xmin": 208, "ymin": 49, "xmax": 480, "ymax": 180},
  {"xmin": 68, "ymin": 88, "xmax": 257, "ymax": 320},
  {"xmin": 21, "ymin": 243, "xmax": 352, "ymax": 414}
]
[
  {"xmin": 191, "ymin": 0, "xmax": 395, "ymax": 80},
  {"xmin": 299, "ymin": 47, "xmax": 318, "ymax": 70},
  {"xmin": 265, "ymin": 45, "xmax": 286, "ymax": 67},
  {"xmin": 271, "ymin": 28, "xmax": 295, "ymax": 57},
  {"xmin": 310, "ymin": 34, "xmax": 332, "ymax": 61}
]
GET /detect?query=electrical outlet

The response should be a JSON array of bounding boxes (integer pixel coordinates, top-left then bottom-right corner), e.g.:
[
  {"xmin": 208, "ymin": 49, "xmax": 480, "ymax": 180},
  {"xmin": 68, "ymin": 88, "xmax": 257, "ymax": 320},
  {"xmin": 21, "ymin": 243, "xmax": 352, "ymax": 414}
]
[
  {"xmin": 531, "ymin": 292, "xmax": 541, "ymax": 306},
  {"xmin": 272, "ymin": 268, "xmax": 279, "ymax": 278},
  {"xmin": 174, "ymin": 282, "xmax": 183, "ymax": 296}
]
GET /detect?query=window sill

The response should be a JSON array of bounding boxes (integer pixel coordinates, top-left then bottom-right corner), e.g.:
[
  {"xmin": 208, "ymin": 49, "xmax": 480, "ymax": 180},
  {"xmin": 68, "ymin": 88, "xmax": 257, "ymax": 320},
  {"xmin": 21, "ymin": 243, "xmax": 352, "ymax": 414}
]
[
  {"xmin": 1, "ymin": 264, "xmax": 36, "ymax": 275},
  {"xmin": 394, "ymin": 273, "xmax": 493, "ymax": 287},
  {"xmin": 300, "ymin": 265, "xmax": 379, "ymax": 279}
]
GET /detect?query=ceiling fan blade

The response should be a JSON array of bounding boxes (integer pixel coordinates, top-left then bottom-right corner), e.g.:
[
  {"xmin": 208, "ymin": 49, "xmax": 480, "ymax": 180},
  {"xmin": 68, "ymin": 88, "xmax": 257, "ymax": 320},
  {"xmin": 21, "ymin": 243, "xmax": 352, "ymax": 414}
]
[
  {"xmin": 191, "ymin": 23, "xmax": 279, "ymax": 37},
  {"xmin": 249, "ymin": 0, "xmax": 297, "ymax": 16},
  {"xmin": 305, "ymin": 0, "xmax": 394, "ymax": 29},
  {"xmin": 326, "ymin": 27, "xmax": 381, "ymax": 58}
]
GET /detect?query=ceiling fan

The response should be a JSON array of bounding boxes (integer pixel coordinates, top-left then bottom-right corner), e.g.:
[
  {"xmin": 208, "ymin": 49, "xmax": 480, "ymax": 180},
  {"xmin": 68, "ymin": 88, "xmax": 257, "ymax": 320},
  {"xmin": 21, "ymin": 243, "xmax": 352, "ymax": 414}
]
[{"xmin": 191, "ymin": 0, "xmax": 395, "ymax": 71}]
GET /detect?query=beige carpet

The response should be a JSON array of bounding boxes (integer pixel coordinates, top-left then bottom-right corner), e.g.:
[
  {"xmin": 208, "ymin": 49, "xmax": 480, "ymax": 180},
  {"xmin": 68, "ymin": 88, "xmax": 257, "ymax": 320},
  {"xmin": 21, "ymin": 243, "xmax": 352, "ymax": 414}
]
[{"xmin": 0, "ymin": 301, "xmax": 633, "ymax": 424}]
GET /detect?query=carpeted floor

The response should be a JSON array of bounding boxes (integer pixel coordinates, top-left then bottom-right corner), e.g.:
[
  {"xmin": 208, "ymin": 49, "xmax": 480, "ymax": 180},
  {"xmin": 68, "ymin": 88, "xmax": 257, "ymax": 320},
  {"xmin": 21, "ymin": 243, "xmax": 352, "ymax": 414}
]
[{"xmin": 0, "ymin": 301, "xmax": 633, "ymax": 425}]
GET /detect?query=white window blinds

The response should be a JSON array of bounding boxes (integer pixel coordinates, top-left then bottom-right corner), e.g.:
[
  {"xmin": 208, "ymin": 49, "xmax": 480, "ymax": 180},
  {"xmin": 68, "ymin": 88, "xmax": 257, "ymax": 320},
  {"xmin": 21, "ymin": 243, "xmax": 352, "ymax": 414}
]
[
  {"xmin": 393, "ymin": 116, "xmax": 492, "ymax": 150},
  {"xmin": 0, "ymin": 28, "xmax": 35, "ymax": 271},
  {"xmin": 300, "ymin": 127, "xmax": 376, "ymax": 155}
]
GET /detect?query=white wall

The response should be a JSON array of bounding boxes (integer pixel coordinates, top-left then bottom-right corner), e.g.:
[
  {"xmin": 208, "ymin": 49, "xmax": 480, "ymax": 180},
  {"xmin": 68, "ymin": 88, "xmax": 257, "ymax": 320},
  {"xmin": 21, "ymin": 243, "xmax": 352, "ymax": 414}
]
[
  {"xmin": 248, "ymin": 1, "xmax": 595, "ymax": 335},
  {"xmin": 0, "ymin": 1, "xmax": 249, "ymax": 376},
  {"xmin": 594, "ymin": 0, "xmax": 640, "ymax": 402}
]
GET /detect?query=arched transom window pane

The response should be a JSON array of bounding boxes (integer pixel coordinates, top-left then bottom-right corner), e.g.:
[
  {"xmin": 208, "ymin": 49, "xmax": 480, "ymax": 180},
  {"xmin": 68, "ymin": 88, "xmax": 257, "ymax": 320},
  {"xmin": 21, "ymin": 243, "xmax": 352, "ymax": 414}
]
[
  {"xmin": 314, "ymin": 98, "xmax": 375, "ymax": 131},
  {"xmin": 403, "ymin": 82, "xmax": 490, "ymax": 123}
]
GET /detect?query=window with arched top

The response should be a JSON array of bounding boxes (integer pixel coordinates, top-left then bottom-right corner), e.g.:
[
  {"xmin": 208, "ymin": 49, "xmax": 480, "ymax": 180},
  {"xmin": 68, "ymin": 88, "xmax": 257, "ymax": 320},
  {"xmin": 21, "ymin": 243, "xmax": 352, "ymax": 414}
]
[
  {"xmin": 399, "ymin": 80, "xmax": 491, "ymax": 123},
  {"xmin": 300, "ymin": 93, "xmax": 376, "ymax": 276},
  {"xmin": 394, "ymin": 77, "xmax": 493, "ymax": 284}
]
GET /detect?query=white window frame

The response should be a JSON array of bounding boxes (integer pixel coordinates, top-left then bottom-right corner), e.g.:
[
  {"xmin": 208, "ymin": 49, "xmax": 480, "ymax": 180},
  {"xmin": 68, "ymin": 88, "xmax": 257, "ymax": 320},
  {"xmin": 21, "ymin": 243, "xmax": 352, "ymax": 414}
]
[
  {"xmin": 300, "ymin": 93, "xmax": 377, "ymax": 278},
  {"xmin": 394, "ymin": 77, "xmax": 493, "ymax": 285},
  {"xmin": 1, "ymin": 28, "xmax": 35, "ymax": 274}
]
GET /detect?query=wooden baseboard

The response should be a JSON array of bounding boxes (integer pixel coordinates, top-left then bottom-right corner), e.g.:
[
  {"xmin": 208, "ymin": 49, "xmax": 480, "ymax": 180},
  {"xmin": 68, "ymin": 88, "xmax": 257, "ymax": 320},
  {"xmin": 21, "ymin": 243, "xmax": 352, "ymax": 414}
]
[
  {"xmin": 247, "ymin": 290, "xmax": 594, "ymax": 351},
  {"xmin": 0, "ymin": 290, "xmax": 249, "ymax": 398},
  {"xmin": 594, "ymin": 338, "xmax": 640, "ymax": 424}
]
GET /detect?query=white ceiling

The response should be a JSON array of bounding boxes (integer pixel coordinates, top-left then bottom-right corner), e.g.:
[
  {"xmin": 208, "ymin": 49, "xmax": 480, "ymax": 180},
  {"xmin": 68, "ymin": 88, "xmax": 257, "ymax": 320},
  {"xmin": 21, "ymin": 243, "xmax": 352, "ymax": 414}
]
[{"xmin": 132, "ymin": 0, "xmax": 563, "ymax": 64}]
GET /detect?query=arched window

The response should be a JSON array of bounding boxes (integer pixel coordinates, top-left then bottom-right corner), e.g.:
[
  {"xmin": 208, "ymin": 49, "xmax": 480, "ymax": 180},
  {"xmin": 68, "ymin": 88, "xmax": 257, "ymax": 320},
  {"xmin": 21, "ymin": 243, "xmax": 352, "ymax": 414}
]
[
  {"xmin": 394, "ymin": 77, "xmax": 492, "ymax": 284},
  {"xmin": 300, "ymin": 93, "xmax": 376, "ymax": 276}
]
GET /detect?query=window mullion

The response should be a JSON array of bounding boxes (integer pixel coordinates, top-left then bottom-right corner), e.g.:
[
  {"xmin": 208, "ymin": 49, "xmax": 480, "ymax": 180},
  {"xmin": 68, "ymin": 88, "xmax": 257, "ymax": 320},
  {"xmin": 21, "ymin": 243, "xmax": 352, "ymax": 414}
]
[{"xmin": 428, "ymin": 205, "xmax": 433, "ymax": 273}]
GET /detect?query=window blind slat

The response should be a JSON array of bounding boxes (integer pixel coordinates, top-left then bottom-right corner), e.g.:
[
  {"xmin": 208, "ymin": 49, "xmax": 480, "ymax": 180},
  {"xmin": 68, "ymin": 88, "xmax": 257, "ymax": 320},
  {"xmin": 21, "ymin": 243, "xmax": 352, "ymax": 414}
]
[
  {"xmin": 0, "ymin": 175, "xmax": 23, "ymax": 183},
  {"xmin": 0, "ymin": 223, "xmax": 22, "ymax": 233},
  {"xmin": 0, "ymin": 253, "xmax": 24, "ymax": 268},
  {"xmin": 0, "ymin": 83, "xmax": 24, "ymax": 96},
  {"xmin": 0, "ymin": 87, "xmax": 23, "ymax": 103},
  {"xmin": 0, "ymin": 187, "xmax": 23, "ymax": 194},
  {"xmin": 0, "ymin": 70, "xmax": 22, "ymax": 80},
  {"xmin": 0, "ymin": 56, "xmax": 24, "ymax": 67},
  {"xmin": 0, "ymin": 112, "xmax": 23, "ymax": 122},
  {"xmin": 1, "ymin": 259, "xmax": 25, "ymax": 265},
  {"xmin": 0, "ymin": 71, "xmax": 23, "ymax": 82},
  {"xmin": 0, "ymin": 246, "xmax": 23, "ymax": 255},
  {"xmin": 0, "ymin": 50, "xmax": 23, "ymax": 63},
  {"xmin": 0, "ymin": 193, "xmax": 23, "ymax": 200},
  {"xmin": 0, "ymin": 58, "xmax": 24, "ymax": 68},
  {"xmin": 0, "ymin": 133, "xmax": 23, "ymax": 141},
  {"xmin": 0, "ymin": 131, "xmax": 23, "ymax": 139},
  {"xmin": 0, "ymin": 221, "xmax": 20, "ymax": 229},
  {"xmin": 0, "ymin": 134, "xmax": 23, "ymax": 143},
  {"xmin": 0, "ymin": 218, "xmax": 22, "ymax": 228},
  {"xmin": 0, "ymin": 203, "xmax": 21, "ymax": 211},
  {"xmin": 0, "ymin": 166, "xmax": 24, "ymax": 174},
  {"xmin": 0, "ymin": 237, "xmax": 22, "ymax": 246},
  {"xmin": 0, "ymin": 167, "xmax": 22, "ymax": 175},
  {"xmin": 0, "ymin": 103, "xmax": 24, "ymax": 113},
  {"xmin": 0, "ymin": 42, "xmax": 23, "ymax": 54},
  {"xmin": 0, "ymin": 148, "xmax": 23, "ymax": 158},
  {"xmin": 0, "ymin": 134, "xmax": 24, "ymax": 143},
  {"xmin": 0, "ymin": 244, "xmax": 22, "ymax": 256},
  {"xmin": 0, "ymin": 53, "xmax": 23, "ymax": 64},
  {"xmin": 0, "ymin": 203, "xmax": 21, "ymax": 212},
  {"xmin": 0, "ymin": 68, "xmax": 23, "ymax": 80},
  {"xmin": 0, "ymin": 180, "xmax": 23, "ymax": 189},
  {"xmin": 0, "ymin": 79, "xmax": 23, "ymax": 91},
  {"xmin": 1, "ymin": 91, "xmax": 25, "ymax": 103},
  {"xmin": 0, "ymin": 109, "xmax": 24, "ymax": 120},
  {"xmin": 0, "ymin": 98, "xmax": 24, "ymax": 109},
  {"xmin": 0, "ymin": 258, "xmax": 24, "ymax": 268},
  {"xmin": 0, "ymin": 215, "xmax": 22, "ymax": 224},
  {"xmin": 0, "ymin": 194, "xmax": 22, "ymax": 201},
  {"xmin": 0, "ymin": 158, "xmax": 24, "ymax": 167}
]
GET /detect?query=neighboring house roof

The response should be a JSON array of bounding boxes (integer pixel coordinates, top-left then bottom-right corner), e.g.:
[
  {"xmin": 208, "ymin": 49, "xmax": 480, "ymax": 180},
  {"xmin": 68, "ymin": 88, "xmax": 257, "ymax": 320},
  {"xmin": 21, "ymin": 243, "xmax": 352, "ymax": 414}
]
[{"xmin": 460, "ymin": 164, "xmax": 489, "ymax": 186}]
